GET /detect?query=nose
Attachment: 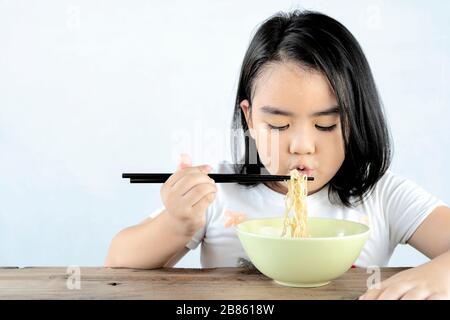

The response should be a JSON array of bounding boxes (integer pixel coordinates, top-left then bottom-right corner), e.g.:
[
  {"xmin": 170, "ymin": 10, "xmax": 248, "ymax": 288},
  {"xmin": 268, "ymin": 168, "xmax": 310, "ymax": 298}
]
[{"xmin": 289, "ymin": 128, "xmax": 315, "ymax": 155}]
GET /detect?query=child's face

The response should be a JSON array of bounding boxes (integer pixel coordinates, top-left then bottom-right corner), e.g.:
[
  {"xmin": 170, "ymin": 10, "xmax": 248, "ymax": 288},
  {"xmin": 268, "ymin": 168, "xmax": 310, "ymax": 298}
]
[{"xmin": 240, "ymin": 61, "xmax": 345, "ymax": 195}]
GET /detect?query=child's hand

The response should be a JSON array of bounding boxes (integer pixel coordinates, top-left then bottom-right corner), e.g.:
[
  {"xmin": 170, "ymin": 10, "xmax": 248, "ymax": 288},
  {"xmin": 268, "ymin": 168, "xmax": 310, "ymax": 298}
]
[
  {"xmin": 359, "ymin": 261, "xmax": 450, "ymax": 300},
  {"xmin": 160, "ymin": 154, "xmax": 217, "ymax": 237}
]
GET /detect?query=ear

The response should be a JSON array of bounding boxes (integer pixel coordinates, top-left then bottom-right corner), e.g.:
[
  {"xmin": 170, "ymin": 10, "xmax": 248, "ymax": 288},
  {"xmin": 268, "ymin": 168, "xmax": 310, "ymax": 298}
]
[{"xmin": 240, "ymin": 99, "xmax": 256, "ymax": 139}]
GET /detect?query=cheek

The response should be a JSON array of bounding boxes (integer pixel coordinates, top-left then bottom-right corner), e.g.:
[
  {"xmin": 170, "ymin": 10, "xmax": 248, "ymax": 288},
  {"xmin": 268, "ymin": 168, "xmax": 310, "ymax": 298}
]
[
  {"xmin": 317, "ymin": 132, "xmax": 345, "ymax": 167},
  {"xmin": 252, "ymin": 126, "xmax": 272, "ymax": 163},
  {"xmin": 253, "ymin": 126, "xmax": 287, "ymax": 169}
]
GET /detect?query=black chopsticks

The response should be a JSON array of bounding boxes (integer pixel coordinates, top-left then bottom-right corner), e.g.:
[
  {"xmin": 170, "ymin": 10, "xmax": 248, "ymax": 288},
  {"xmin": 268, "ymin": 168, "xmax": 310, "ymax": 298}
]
[{"xmin": 122, "ymin": 173, "xmax": 314, "ymax": 183}]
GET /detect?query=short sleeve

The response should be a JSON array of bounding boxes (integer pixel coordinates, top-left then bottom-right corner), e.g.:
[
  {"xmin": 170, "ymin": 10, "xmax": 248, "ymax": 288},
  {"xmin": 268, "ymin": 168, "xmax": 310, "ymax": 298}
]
[
  {"xmin": 149, "ymin": 206, "xmax": 206, "ymax": 250},
  {"xmin": 381, "ymin": 172, "xmax": 447, "ymax": 246},
  {"xmin": 149, "ymin": 206, "xmax": 165, "ymax": 218},
  {"xmin": 185, "ymin": 227, "xmax": 206, "ymax": 250}
]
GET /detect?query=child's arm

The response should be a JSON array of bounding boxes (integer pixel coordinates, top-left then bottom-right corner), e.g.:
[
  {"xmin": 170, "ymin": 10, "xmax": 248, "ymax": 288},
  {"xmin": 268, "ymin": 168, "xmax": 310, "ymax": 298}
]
[
  {"xmin": 360, "ymin": 205, "xmax": 450, "ymax": 300},
  {"xmin": 105, "ymin": 210, "xmax": 194, "ymax": 269},
  {"xmin": 105, "ymin": 163, "xmax": 216, "ymax": 269},
  {"xmin": 406, "ymin": 205, "xmax": 450, "ymax": 259}
]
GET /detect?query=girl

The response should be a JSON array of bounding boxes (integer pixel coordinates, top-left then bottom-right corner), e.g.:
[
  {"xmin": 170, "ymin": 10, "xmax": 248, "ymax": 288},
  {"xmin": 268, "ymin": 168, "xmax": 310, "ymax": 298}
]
[{"xmin": 105, "ymin": 10, "xmax": 450, "ymax": 300}]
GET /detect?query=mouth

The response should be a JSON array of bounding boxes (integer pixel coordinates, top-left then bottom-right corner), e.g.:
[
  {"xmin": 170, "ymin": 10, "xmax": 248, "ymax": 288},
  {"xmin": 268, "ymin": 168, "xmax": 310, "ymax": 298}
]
[
  {"xmin": 297, "ymin": 168, "xmax": 314, "ymax": 177},
  {"xmin": 289, "ymin": 166, "xmax": 315, "ymax": 178}
]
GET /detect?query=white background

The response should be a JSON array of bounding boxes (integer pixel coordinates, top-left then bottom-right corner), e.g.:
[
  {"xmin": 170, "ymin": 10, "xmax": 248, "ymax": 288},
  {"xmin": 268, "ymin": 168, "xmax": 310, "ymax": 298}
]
[{"xmin": 1, "ymin": 0, "xmax": 449, "ymax": 267}]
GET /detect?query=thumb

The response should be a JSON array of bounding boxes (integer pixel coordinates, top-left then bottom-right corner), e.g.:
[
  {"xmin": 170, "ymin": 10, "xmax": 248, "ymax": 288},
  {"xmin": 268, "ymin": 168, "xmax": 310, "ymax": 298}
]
[{"xmin": 177, "ymin": 153, "xmax": 192, "ymax": 171}]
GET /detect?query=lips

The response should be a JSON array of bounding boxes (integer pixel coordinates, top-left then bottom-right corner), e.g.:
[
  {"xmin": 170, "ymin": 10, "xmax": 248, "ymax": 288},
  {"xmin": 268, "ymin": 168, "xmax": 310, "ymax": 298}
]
[
  {"xmin": 297, "ymin": 168, "xmax": 314, "ymax": 177},
  {"xmin": 290, "ymin": 164, "xmax": 315, "ymax": 177}
]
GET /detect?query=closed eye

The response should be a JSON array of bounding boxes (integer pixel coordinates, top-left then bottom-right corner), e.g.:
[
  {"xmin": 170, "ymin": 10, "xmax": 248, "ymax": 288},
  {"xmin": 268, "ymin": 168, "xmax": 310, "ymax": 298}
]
[
  {"xmin": 315, "ymin": 124, "xmax": 337, "ymax": 132},
  {"xmin": 267, "ymin": 124, "xmax": 289, "ymax": 131}
]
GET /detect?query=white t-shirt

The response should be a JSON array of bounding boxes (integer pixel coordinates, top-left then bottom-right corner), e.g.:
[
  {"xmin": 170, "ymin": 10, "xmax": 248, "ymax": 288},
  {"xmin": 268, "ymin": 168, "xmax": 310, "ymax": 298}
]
[{"xmin": 150, "ymin": 161, "xmax": 447, "ymax": 268}]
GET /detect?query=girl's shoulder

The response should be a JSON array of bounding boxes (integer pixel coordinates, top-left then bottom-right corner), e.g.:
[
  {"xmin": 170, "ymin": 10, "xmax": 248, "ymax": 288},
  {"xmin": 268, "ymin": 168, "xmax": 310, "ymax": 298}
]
[
  {"xmin": 375, "ymin": 169, "xmax": 409, "ymax": 192},
  {"xmin": 365, "ymin": 168, "xmax": 429, "ymax": 198},
  {"xmin": 349, "ymin": 168, "xmax": 445, "ymax": 215},
  {"xmin": 373, "ymin": 169, "xmax": 432, "ymax": 198},
  {"xmin": 370, "ymin": 170, "xmax": 447, "ymax": 246},
  {"xmin": 369, "ymin": 168, "xmax": 446, "ymax": 213}
]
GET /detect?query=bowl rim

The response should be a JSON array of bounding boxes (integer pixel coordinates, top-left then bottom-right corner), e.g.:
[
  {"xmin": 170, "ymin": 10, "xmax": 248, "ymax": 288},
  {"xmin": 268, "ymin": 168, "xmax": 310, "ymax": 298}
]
[{"xmin": 236, "ymin": 216, "xmax": 370, "ymax": 241}]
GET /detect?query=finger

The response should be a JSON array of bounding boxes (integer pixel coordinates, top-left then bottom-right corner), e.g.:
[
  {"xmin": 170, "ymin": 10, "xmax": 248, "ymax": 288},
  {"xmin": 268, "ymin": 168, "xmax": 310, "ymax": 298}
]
[
  {"xmin": 177, "ymin": 153, "xmax": 192, "ymax": 171},
  {"xmin": 426, "ymin": 293, "xmax": 448, "ymax": 300},
  {"xmin": 376, "ymin": 272, "xmax": 404, "ymax": 288},
  {"xmin": 359, "ymin": 288, "xmax": 383, "ymax": 300},
  {"xmin": 161, "ymin": 166, "xmax": 212, "ymax": 205},
  {"xmin": 400, "ymin": 288, "xmax": 431, "ymax": 300},
  {"xmin": 191, "ymin": 192, "xmax": 216, "ymax": 213},
  {"xmin": 359, "ymin": 274, "xmax": 398, "ymax": 300},
  {"xmin": 172, "ymin": 172, "xmax": 216, "ymax": 197},
  {"xmin": 183, "ymin": 183, "xmax": 217, "ymax": 208},
  {"xmin": 166, "ymin": 165, "xmax": 212, "ymax": 188},
  {"xmin": 377, "ymin": 284, "xmax": 411, "ymax": 300}
]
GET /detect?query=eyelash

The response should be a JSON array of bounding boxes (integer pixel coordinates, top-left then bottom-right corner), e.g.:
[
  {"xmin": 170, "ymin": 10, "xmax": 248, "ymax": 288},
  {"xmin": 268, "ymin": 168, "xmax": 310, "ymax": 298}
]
[
  {"xmin": 315, "ymin": 124, "xmax": 337, "ymax": 132},
  {"xmin": 267, "ymin": 124, "xmax": 289, "ymax": 131},
  {"xmin": 267, "ymin": 124, "xmax": 337, "ymax": 132}
]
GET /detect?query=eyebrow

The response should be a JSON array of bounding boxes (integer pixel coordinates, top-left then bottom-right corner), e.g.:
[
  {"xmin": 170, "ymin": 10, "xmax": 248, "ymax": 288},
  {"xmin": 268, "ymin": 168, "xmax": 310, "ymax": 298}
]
[{"xmin": 260, "ymin": 105, "xmax": 340, "ymax": 117}]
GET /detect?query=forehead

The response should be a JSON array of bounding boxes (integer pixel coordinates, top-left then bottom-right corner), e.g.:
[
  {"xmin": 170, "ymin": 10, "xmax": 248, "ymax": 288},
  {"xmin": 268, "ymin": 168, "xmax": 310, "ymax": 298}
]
[{"xmin": 252, "ymin": 61, "xmax": 337, "ymax": 113}]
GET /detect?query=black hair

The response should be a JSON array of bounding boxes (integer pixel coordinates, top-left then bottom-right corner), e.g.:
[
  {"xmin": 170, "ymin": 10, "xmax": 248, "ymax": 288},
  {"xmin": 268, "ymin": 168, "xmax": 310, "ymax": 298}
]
[{"xmin": 230, "ymin": 10, "xmax": 393, "ymax": 208}]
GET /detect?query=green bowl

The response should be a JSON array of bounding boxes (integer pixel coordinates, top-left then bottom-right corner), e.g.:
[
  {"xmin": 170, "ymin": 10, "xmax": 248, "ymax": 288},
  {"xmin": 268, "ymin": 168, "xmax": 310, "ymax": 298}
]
[{"xmin": 236, "ymin": 217, "xmax": 370, "ymax": 287}]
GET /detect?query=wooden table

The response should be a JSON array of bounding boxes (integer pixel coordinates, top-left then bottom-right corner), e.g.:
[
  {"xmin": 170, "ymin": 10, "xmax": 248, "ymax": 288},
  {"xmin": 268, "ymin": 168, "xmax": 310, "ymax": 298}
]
[{"xmin": 0, "ymin": 267, "xmax": 408, "ymax": 300}]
